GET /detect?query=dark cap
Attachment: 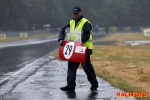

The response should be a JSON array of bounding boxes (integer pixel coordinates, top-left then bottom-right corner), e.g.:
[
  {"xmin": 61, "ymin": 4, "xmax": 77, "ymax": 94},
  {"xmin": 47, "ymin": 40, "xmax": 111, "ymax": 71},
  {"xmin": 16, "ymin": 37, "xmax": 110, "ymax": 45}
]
[{"xmin": 72, "ymin": 6, "xmax": 81, "ymax": 14}]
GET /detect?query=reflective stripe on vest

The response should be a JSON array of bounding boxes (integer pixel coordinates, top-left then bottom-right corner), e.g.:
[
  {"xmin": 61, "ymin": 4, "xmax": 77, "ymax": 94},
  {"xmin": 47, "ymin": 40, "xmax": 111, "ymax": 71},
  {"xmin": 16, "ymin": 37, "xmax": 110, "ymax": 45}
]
[{"xmin": 69, "ymin": 18, "xmax": 93, "ymax": 49}]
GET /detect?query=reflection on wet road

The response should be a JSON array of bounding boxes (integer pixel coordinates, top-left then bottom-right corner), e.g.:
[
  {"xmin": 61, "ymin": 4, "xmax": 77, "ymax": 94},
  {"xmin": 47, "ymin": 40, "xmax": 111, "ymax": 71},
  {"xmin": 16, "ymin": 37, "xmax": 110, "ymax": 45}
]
[{"xmin": 0, "ymin": 39, "xmax": 58, "ymax": 78}]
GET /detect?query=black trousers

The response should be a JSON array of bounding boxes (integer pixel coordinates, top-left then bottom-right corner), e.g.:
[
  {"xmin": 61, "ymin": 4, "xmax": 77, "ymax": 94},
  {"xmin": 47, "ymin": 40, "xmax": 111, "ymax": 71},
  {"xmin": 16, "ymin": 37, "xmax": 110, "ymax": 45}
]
[{"xmin": 67, "ymin": 53, "xmax": 98, "ymax": 88}]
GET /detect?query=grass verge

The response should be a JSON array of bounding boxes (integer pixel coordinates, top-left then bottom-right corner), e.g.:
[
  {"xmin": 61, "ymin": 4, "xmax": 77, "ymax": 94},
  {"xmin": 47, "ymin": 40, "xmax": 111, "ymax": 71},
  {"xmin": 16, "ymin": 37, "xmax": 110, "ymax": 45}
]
[{"xmin": 91, "ymin": 45, "xmax": 150, "ymax": 100}]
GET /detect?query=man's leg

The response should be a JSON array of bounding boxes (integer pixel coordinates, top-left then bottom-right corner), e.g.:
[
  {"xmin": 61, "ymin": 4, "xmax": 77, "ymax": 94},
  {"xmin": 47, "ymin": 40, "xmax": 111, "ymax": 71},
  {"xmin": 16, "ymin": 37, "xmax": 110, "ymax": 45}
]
[
  {"xmin": 67, "ymin": 61, "xmax": 80, "ymax": 88},
  {"xmin": 82, "ymin": 54, "xmax": 98, "ymax": 90},
  {"xmin": 60, "ymin": 61, "xmax": 80, "ymax": 91}
]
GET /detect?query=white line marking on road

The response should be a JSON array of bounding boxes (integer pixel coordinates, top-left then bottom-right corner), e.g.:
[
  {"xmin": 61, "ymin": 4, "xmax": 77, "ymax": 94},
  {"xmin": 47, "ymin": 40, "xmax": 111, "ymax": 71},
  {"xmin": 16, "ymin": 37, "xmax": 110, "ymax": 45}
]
[{"xmin": 0, "ymin": 59, "xmax": 39, "ymax": 84}]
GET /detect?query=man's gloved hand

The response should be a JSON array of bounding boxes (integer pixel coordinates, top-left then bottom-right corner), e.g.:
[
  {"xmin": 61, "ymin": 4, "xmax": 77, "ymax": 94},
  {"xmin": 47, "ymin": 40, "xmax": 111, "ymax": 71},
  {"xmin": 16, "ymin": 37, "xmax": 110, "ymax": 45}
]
[{"xmin": 59, "ymin": 40, "xmax": 64, "ymax": 46}]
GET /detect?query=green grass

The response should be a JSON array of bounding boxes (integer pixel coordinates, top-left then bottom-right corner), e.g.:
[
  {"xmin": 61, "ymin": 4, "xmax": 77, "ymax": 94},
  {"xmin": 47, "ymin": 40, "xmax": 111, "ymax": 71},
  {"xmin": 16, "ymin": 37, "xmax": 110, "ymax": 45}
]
[
  {"xmin": 98, "ymin": 71, "xmax": 131, "ymax": 90},
  {"xmin": 51, "ymin": 50, "xmax": 59, "ymax": 59},
  {"xmin": 97, "ymin": 72, "xmax": 149, "ymax": 100}
]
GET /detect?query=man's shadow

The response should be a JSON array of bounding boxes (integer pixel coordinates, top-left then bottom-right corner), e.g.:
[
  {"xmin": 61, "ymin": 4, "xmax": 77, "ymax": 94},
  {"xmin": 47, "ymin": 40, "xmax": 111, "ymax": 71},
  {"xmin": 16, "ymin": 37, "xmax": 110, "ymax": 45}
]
[
  {"xmin": 66, "ymin": 91, "xmax": 76, "ymax": 99},
  {"xmin": 66, "ymin": 91, "xmax": 98, "ymax": 99},
  {"xmin": 87, "ymin": 91, "xmax": 98, "ymax": 99}
]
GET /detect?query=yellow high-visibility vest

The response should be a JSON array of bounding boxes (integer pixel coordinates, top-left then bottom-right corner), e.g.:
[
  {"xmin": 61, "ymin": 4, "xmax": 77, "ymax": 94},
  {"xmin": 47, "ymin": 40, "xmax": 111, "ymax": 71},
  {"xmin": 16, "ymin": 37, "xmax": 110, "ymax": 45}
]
[{"xmin": 69, "ymin": 18, "xmax": 93, "ymax": 49}]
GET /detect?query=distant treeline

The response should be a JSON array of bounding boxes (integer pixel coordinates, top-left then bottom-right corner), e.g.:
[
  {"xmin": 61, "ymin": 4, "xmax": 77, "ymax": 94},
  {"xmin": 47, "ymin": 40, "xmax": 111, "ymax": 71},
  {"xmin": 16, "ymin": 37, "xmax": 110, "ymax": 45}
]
[{"xmin": 0, "ymin": 0, "xmax": 150, "ymax": 31}]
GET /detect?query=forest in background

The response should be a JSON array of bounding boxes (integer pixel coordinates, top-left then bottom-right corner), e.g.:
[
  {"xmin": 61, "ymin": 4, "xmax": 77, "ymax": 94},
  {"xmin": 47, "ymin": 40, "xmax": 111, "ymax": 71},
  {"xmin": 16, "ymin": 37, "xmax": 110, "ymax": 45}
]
[{"xmin": 0, "ymin": 0, "xmax": 150, "ymax": 31}]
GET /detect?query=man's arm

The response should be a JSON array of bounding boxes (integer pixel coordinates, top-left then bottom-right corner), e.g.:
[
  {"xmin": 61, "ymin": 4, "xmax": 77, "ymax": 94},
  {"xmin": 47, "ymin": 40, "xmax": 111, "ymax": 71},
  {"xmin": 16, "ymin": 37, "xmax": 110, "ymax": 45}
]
[
  {"xmin": 82, "ymin": 21, "xmax": 92, "ymax": 43},
  {"xmin": 58, "ymin": 23, "xmax": 70, "ymax": 42}
]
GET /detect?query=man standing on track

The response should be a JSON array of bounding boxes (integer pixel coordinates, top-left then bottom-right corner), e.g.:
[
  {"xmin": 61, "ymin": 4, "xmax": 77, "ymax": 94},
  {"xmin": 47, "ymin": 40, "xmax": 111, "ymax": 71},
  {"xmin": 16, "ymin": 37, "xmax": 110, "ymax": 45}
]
[{"xmin": 58, "ymin": 6, "xmax": 98, "ymax": 91}]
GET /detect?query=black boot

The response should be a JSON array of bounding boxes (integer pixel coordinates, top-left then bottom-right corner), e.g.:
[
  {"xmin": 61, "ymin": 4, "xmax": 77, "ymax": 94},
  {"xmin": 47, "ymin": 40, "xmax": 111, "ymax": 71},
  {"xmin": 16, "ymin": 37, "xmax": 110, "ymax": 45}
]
[
  {"xmin": 60, "ymin": 86, "xmax": 75, "ymax": 91},
  {"xmin": 90, "ymin": 85, "xmax": 98, "ymax": 91}
]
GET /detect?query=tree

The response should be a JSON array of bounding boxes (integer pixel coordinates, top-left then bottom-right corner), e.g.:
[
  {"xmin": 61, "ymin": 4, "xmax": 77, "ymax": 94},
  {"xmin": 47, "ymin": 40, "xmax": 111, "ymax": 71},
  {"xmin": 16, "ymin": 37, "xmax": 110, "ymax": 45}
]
[{"xmin": 1, "ymin": 0, "xmax": 150, "ymax": 31}]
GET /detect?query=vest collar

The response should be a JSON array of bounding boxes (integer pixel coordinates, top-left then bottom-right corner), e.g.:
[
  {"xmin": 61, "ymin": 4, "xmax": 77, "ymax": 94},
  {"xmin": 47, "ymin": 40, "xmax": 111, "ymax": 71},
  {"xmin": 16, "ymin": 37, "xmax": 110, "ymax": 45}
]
[{"xmin": 73, "ymin": 15, "xmax": 83, "ymax": 23}]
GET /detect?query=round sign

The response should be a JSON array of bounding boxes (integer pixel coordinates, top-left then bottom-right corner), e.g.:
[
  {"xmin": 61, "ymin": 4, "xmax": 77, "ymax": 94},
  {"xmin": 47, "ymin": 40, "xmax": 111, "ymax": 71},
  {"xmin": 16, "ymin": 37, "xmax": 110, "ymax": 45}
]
[{"xmin": 63, "ymin": 42, "xmax": 74, "ymax": 59}]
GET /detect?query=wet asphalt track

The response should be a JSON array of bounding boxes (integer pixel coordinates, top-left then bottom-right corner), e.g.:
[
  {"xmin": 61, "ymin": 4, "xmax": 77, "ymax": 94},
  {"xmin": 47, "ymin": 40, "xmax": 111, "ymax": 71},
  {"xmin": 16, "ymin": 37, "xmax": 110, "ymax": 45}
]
[
  {"xmin": 0, "ymin": 40, "xmax": 58, "ymax": 76},
  {"xmin": 1, "ymin": 56, "xmax": 136, "ymax": 100},
  {"xmin": 0, "ymin": 34, "xmax": 137, "ymax": 100},
  {"xmin": 0, "ymin": 37, "xmax": 58, "ymax": 85}
]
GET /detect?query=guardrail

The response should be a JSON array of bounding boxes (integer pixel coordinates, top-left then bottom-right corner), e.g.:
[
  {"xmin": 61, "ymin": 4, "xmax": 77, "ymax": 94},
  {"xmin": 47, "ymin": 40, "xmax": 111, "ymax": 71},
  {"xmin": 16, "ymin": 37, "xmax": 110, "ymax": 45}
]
[
  {"xmin": 143, "ymin": 28, "xmax": 150, "ymax": 36},
  {"xmin": 0, "ymin": 29, "xmax": 56, "ymax": 38},
  {"xmin": 20, "ymin": 32, "xmax": 28, "ymax": 37},
  {"xmin": 97, "ymin": 26, "xmax": 145, "ymax": 32},
  {"xmin": 0, "ymin": 34, "xmax": 6, "ymax": 39},
  {"xmin": 0, "ymin": 26, "xmax": 149, "ymax": 39}
]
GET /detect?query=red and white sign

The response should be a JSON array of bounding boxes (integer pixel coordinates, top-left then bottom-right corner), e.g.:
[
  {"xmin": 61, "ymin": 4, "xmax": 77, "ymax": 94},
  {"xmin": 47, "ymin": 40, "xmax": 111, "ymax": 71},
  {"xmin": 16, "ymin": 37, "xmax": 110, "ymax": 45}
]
[{"xmin": 59, "ymin": 41, "xmax": 88, "ymax": 63}]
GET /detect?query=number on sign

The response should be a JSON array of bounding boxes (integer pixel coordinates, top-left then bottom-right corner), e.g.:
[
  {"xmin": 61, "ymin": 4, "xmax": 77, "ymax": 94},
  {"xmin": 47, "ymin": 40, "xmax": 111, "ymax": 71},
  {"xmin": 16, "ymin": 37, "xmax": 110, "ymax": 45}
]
[
  {"xmin": 65, "ymin": 45, "xmax": 73, "ymax": 55},
  {"xmin": 63, "ymin": 42, "xmax": 74, "ymax": 59}
]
